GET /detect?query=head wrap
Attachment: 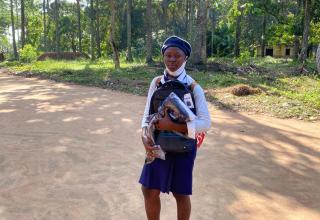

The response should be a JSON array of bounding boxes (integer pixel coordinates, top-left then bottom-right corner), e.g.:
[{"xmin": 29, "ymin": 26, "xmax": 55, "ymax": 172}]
[{"xmin": 161, "ymin": 36, "xmax": 192, "ymax": 58}]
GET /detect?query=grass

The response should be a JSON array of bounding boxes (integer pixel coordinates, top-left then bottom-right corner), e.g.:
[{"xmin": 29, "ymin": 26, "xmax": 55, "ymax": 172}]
[{"xmin": 1, "ymin": 57, "xmax": 319, "ymax": 120}]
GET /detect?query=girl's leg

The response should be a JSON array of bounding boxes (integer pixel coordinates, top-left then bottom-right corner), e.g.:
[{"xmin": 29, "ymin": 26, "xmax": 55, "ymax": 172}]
[
  {"xmin": 173, "ymin": 193, "xmax": 191, "ymax": 220},
  {"xmin": 141, "ymin": 186, "xmax": 161, "ymax": 220}
]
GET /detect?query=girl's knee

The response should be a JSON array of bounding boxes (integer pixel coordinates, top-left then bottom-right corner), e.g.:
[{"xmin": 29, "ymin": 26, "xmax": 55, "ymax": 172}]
[
  {"xmin": 173, "ymin": 193, "xmax": 190, "ymax": 202},
  {"xmin": 141, "ymin": 186, "xmax": 160, "ymax": 200}
]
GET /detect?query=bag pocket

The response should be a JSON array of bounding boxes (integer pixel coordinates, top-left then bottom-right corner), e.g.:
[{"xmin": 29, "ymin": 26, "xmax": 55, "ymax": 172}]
[{"xmin": 155, "ymin": 131, "xmax": 196, "ymax": 153}]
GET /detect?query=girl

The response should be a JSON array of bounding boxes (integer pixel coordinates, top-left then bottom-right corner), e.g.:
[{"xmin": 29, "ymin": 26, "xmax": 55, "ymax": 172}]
[{"xmin": 139, "ymin": 36, "xmax": 211, "ymax": 220}]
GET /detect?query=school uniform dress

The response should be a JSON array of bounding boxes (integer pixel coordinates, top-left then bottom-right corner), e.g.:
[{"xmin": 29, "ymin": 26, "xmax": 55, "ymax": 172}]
[{"xmin": 139, "ymin": 70, "xmax": 211, "ymax": 195}]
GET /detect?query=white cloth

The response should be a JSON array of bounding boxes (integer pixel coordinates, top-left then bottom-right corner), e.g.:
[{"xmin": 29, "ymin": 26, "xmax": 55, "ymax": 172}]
[{"xmin": 141, "ymin": 70, "xmax": 211, "ymax": 139}]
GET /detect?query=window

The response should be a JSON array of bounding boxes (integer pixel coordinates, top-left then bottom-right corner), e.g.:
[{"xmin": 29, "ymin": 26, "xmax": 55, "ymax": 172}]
[
  {"xmin": 266, "ymin": 48, "xmax": 273, "ymax": 56},
  {"xmin": 286, "ymin": 48, "xmax": 290, "ymax": 56}
]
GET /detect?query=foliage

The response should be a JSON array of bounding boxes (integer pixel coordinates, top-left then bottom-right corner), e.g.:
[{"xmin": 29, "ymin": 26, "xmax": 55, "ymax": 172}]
[
  {"xmin": 19, "ymin": 44, "xmax": 37, "ymax": 63},
  {"xmin": 0, "ymin": 0, "xmax": 319, "ymax": 63}
]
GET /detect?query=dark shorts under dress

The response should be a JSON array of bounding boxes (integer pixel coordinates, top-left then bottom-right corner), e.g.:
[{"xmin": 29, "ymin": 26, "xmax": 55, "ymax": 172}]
[{"xmin": 139, "ymin": 147, "xmax": 197, "ymax": 195}]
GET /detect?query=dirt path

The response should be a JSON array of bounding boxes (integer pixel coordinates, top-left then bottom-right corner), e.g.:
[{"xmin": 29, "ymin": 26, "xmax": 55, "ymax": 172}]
[{"xmin": 0, "ymin": 71, "xmax": 319, "ymax": 220}]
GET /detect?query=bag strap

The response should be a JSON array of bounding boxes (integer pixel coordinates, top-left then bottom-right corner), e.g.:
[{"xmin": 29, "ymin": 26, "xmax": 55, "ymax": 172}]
[
  {"xmin": 190, "ymin": 81, "xmax": 197, "ymax": 92},
  {"xmin": 155, "ymin": 76, "xmax": 162, "ymax": 88},
  {"xmin": 156, "ymin": 75, "xmax": 198, "ymax": 92}
]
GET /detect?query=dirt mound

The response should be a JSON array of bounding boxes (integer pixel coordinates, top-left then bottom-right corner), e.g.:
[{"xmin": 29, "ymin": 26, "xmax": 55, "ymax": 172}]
[
  {"xmin": 37, "ymin": 52, "xmax": 89, "ymax": 61},
  {"xmin": 230, "ymin": 84, "xmax": 262, "ymax": 96}
]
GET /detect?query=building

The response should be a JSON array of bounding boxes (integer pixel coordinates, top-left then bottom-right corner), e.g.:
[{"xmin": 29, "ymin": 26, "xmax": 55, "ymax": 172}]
[{"xmin": 256, "ymin": 45, "xmax": 295, "ymax": 58}]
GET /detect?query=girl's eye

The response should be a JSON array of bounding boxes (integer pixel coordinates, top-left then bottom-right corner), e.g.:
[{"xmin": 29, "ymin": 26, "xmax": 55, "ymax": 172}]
[{"xmin": 165, "ymin": 54, "xmax": 181, "ymax": 59}]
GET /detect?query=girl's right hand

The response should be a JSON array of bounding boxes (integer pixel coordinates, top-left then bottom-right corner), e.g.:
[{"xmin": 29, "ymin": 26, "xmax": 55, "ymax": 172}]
[{"xmin": 141, "ymin": 127, "xmax": 156, "ymax": 157}]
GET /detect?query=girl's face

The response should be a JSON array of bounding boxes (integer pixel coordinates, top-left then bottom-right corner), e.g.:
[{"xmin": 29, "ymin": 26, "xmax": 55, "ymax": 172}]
[{"xmin": 163, "ymin": 47, "xmax": 186, "ymax": 72}]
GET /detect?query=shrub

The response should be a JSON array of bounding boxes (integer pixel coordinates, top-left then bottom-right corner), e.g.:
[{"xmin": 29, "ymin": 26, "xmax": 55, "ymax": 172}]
[
  {"xmin": 19, "ymin": 44, "xmax": 38, "ymax": 63},
  {"xmin": 37, "ymin": 52, "xmax": 89, "ymax": 61},
  {"xmin": 235, "ymin": 50, "xmax": 251, "ymax": 65}
]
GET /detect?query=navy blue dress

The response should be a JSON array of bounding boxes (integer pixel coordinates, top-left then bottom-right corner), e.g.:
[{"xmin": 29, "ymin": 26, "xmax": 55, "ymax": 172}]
[{"xmin": 139, "ymin": 147, "xmax": 197, "ymax": 195}]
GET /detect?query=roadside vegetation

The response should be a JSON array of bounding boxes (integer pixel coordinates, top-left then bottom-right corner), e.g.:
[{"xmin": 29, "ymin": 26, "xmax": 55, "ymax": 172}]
[{"xmin": 1, "ymin": 57, "xmax": 319, "ymax": 121}]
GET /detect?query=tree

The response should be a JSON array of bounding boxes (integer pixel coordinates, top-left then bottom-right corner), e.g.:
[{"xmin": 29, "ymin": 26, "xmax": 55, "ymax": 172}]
[
  {"xmin": 126, "ymin": 0, "xmax": 133, "ymax": 62},
  {"xmin": 95, "ymin": 0, "xmax": 101, "ymax": 58},
  {"xmin": 43, "ymin": 0, "xmax": 47, "ymax": 50},
  {"xmin": 293, "ymin": 0, "xmax": 303, "ymax": 59},
  {"xmin": 54, "ymin": 0, "xmax": 60, "ymax": 54},
  {"xmin": 109, "ymin": 0, "xmax": 120, "ymax": 69},
  {"xmin": 20, "ymin": 0, "xmax": 26, "ymax": 48},
  {"xmin": 233, "ymin": 0, "xmax": 242, "ymax": 57},
  {"xmin": 260, "ymin": 12, "xmax": 266, "ymax": 57},
  {"xmin": 317, "ymin": 45, "xmax": 320, "ymax": 73},
  {"xmin": 10, "ymin": 0, "xmax": 18, "ymax": 59},
  {"xmin": 191, "ymin": 0, "xmax": 208, "ymax": 65},
  {"xmin": 299, "ymin": 0, "xmax": 312, "ymax": 63},
  {"xmin": 145, "ymin": 0, "xmax": 153, "ymax": 64},
  {"xmin": 76, "ymin": 0, "xmax": 82, "ymax": 52},
  {"xmin": 90, "ymin": 0, "xmax": 95, "ymax": 60}
]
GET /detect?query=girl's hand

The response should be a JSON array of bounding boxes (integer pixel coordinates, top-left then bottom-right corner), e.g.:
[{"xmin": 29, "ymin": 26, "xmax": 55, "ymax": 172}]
[{"xmin": 141, "ymin": 127, "xmax": 156, "ymax": 157}]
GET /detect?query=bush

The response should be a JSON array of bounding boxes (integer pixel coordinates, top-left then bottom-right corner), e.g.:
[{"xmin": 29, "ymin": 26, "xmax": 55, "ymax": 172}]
[
  {"xmin": 19, "ymin": 44, "xmax": 37, "ymax": 63},
  {"xmin": 235, "ymin": 50, "xmax": 251, "ymax": 65},
  {"xmin": 37, "ymin": 52, "xmax": 90, "ymax": 61}
]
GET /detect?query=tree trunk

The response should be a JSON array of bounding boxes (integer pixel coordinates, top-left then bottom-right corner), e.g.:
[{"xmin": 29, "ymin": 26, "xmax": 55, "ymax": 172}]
[
  {"xmin": 109, "ymin": 0, "xmax": 120, "ymax": 69},
  {"xmin": 10, "ymin": 0, "xmax": 18, "ymax": 59},
  {"xmin": 20, "ymin": 0, "xmax": 26, "ymax": 48},
  {"xmin": 162, "ymin": 0, "xmax": 168, "ymax": 36},
  {"xmin": 96, "ymin": 0, "xmax": 101, "ymax": 58},
  {"xmin": 316, "ymin": 45, "xmax": 320, "ymax": 73},
  {"xmin": 293, "ymin": 0, "xmax": 302, "ymax": 59},
  {"xmin": 299, "ymin": 0, "xmax": 311, "ymax": 63},
  {"xmin": 126, "ymin": 0, "xmax": 133, "ymax": 62},
  {"xmin": 54, "ymin": 0, "xmax": 60, "ymax": 55},
  {"xmin": 293, "ymin": 36, "xmax": 300, "ymax": 59},
  {"xmin": 90, "ymin": 0, "xmax": 95, "ymax": 60},
  {"xmin": 46, "ymin": 0, "xmax": 51, "ymax": 51},
  {"xmin": 71, "ymin": 33, "xmax": 76, "ymax": 53},
  {"xmin": 185, "ymin": 0, "xmax": 189, "ymax": 38},
  {"xmin": 43, "ymin": 0, "xmax": 47, "ymax": 50},
  {"xmin": 76, "ymin": 0, "xmax": 82, "ymax": 52},
  {"xmin": 145, "ymin": 0, "xmax": 153, "ymax": 64},
  {"xmin": 234, "ymin": 5, "xmax": 242, "ymax": 57},
  {"xmin": 187, "ymin": 0, "xmax": 194, "ymax": 42},
  {"xmin": 191, "ymin": 0, "xmax": 207, "ymax": 65},
  {"xmin": 15, "ymin": 0, "xmax": 20, "ymax": 44},
  {"xmin": 260, "ymin": 13, "xmax": 266, "ymax": 57},
  {"xmin": 200, "ymin": 0, "xmax": 208, "ymax": 63}
]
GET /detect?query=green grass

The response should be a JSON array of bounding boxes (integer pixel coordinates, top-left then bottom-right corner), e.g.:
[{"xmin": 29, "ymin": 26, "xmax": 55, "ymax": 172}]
[{"xmin": 1, "ymin": 57, "xmax": 319, "ymax": 120}]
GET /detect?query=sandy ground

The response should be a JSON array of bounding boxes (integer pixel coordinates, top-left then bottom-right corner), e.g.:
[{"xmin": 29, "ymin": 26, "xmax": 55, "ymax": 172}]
[{"xmin": 0, "ymin": 71, "xmax": 319, "ymax": 220}]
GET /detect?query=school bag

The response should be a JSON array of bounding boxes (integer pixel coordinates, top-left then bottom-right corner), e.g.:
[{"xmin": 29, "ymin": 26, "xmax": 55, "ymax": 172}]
[{"xmin": 149, "ymin": 77, "xmax": 200, "ymax": 153}]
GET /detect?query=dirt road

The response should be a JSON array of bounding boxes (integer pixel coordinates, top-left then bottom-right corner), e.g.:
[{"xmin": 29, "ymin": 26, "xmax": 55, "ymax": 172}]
[{"xmin": 0, "ymin": 71, "xmax": 319, "ymax": 220}]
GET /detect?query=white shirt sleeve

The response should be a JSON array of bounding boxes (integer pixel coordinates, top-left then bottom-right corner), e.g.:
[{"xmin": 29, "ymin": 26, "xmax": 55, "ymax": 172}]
[
  {"xmin": 186, "ymin": 84, "xmax": 211, "ymax": 139},
  {"xmin": 141, "ymin": 77, "xmax": 158, "ymax": 128}
]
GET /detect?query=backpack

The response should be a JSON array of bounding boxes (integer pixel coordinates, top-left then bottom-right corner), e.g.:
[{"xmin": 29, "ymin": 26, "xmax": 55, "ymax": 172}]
[
  {"xmin": 149, "ymin": 77, "xmax": 198, "ymax": 153},
  {"xmin": 149, "ymin": 77, "xmax": 197, "ymax": 116}
]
